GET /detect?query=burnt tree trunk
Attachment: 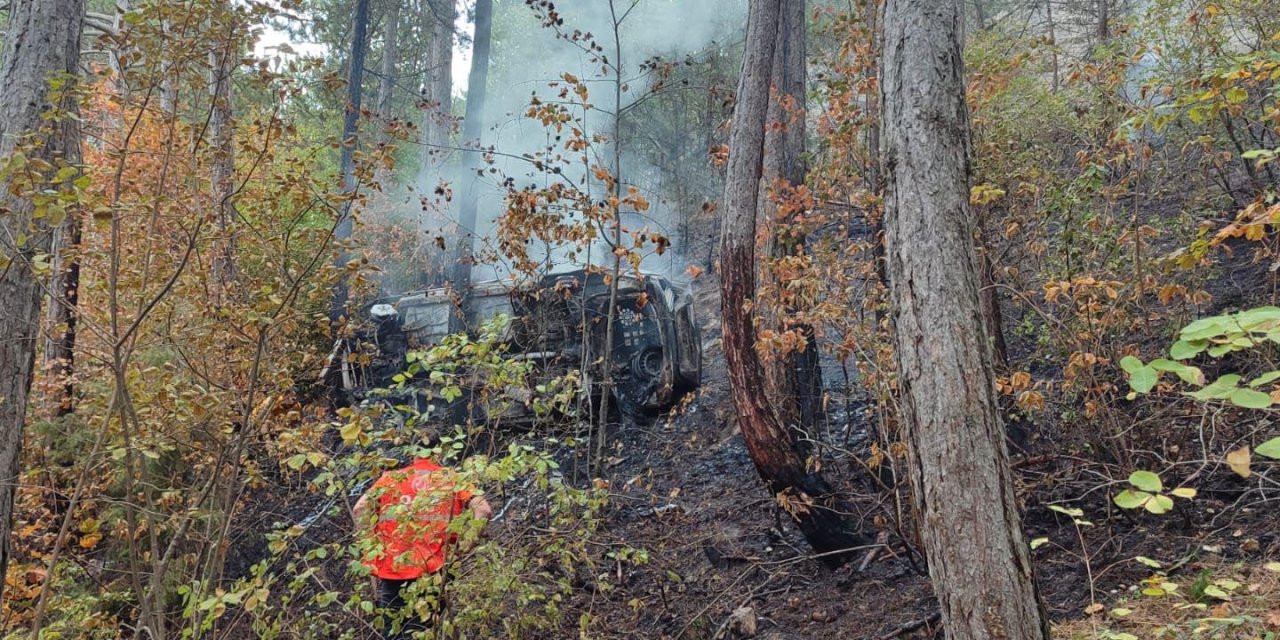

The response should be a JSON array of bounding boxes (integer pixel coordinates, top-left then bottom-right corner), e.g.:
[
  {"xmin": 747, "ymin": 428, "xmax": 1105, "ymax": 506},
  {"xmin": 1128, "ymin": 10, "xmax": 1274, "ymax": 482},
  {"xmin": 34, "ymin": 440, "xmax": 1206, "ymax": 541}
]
[
  {"xmin": 0, "ymin": 0, "xmax": 85, "ymax": 596},
  {"xmin": 879, "ymin": 0, "xmax": 1050, "ymax": 637},
  {"xmin": 720, "ymin": 0, "xmax": 866, "ymax": 564},
  {"xmin": 448, "ymin": 0, "xmax": 493, "ymax": 333},
  {"xmin": 762, "ymin": 0, "xmax": 824, "ymax": 439}
]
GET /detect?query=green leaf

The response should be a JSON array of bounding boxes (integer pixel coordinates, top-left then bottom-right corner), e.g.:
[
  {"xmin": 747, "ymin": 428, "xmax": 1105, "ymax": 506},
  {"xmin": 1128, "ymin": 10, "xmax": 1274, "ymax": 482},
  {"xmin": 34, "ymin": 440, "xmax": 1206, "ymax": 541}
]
[
  {"xmin": 1150, "ymin": 359, "xmax": 1204, "ymax": 384},
  {"xmin": 1248, "ymin": 370, "xmax": 1280, "ymax": 388},
  {"xmin": 1189, "ymin": 375, "xmax": 1242, "ymax": 401},
  {"xmin": 1129, "ymin": 470, "xmax": 1163, "ymax": 492},
  {"xmin": 1207, "ymin": 343, "xmax": 1234, "ymax": 358},
  {"xmin": 1170, "ymin": 339, "xmax": 1207, "ymax": 359},
  {"xmin": 1229, "ymin": 388, "xmax": 1272, "ymax": 409},
  {"xmin": 1170, "ymin": 487, "xmax": 1197, "ymax": 499},
  {"xmin": 1256, "ymin": 437, "xmax": 1280, "ymax": 459},
  {"xmin": 1114, "ymin": 489, "xmax": 1152, "ymax": 509},
  {"xmin": 1120, "ymin": 355, "xmax": 1145, "ymax": 374},
  {"xmin": 1225, "ymin": 87, "xmax": 1248, "ymax": 104},
  {"xmin": 1180, "ymin": 316, "xmax": 1233, "ymax": 341},
  {"xmin": 1129, "ymin": 366, "xmax": 1158, "ymax": 393},
  {"xmin": 1111, "ymin": 608, "xmax": 1133, "ymax": 617},
  {"xmin": 1144, "ymin": 494, "xmax": 1174, "ymax": 514},
  {"xmin": 1030, "ymin": 537, "xmax": 1049, "ymax": 550},
  {"xmin": 286, "ymin": 454, "xmax": 307, "ymax": 470},
  {"xmin": 1203, "ymin": 585, "xmax": 1230, "ymax": 599},
  {"xmin": 1265, "ymin": 562, "xmax": 1280, "ymax": 573},
  {"xmin": 1134, "ymin": 555, "xmax": 1163, "ymax": 569}
]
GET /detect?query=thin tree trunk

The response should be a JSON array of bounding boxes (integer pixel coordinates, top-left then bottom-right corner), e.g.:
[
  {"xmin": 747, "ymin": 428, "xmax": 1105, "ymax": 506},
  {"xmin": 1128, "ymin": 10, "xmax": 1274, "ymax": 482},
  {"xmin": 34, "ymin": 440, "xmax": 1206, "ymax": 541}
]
[
  {"xmin": 0, "ymin": 0, "xmax": 85, "ymax": 597},
  {"xmin": 1096, "ymin": 0, "xmax": 1110, "ymax": 42},
  {"xmin": 1046, "ymin": 0, "xmax": 1059, "ymax": 92},
  {"xmin": 879, "ymin": 0, "xmax": 1050, "ymax": 636},
  {"xmin": 762, "ymin": 0, "xmax": 823, "ymax": 439},
  {"xmin": 209, "ymin": 6, "xmax": 238, "ymax": 288},
  {"xmin": 978, "ymin": 240, "xmax": 1009, "ymax": 369},
  {"xmin": 720, "ymin": 0, "xmax": 866, "ymax": 563},
  {"xmin": 595, "ymin": 0, "xmax": 628, "ymax": 460},
  {"xmin": 45, "ymin": 218, "xmax": 81, "ymax": 418},
  {"xmin": 449, "ymin": 0, "xmax": 493, "ymax": 333},
  {"xmin": 376, "ymin": 0, "xmax": 401, "ymax": 141},
  {"xmin": 330, "ymin": 0, "xmax": 372, "ymax": 334}
]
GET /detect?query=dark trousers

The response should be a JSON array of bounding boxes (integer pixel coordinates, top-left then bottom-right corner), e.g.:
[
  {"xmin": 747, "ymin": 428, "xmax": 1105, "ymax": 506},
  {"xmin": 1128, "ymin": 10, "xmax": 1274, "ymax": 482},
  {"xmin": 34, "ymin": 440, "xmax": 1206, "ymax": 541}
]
[{"xmin": 377, "ymin": 578, "xmax": 431, "ymax": 639}]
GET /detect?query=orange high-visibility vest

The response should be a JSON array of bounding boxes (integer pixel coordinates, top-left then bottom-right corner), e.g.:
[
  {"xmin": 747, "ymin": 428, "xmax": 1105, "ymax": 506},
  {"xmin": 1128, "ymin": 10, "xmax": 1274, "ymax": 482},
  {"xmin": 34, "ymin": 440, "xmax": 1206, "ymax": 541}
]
[{"xmin": 362, "ymin": 459, "xmax": 473, "ymax": 580}]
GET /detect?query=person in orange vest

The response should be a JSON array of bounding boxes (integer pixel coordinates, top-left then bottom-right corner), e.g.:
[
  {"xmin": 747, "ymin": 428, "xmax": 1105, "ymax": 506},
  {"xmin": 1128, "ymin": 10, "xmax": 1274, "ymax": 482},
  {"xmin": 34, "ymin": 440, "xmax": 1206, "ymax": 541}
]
[{"xmin": 353, "ymin": 457, "xmax": 493, "ymax": 634}]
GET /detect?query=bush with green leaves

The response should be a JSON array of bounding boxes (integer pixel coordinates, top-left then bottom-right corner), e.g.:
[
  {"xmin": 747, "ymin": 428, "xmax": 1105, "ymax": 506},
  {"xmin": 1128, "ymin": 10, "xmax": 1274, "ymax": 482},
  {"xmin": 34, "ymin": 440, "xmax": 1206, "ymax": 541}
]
[
  {"xmin": 1115, "ymin": 307, "xmax": 1280, "ymax": 513},
  {"xmin": 172, "ymin": 320, "xmax": 609, "ymax": 639}
]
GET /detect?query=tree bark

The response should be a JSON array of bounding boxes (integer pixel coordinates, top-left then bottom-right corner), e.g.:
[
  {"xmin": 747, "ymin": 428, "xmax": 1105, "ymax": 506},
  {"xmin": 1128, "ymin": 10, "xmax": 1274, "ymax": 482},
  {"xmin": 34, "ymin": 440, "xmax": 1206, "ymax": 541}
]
[
  {"xmin": 209, "ymin": 4, "xmax": 238, "ymax": 288},
  {"xmin": 419, "ymin": 0, "xmax": 454, "ymax": 179},
  {"xmin": 330, "ymin": 0, "xmax": 371, "ymax": 333},
  {"xmin": 720, "ymin": 0, "xmax": 866, "ymax": 564},
  {"xmin": 879, "ymin": 0, "xmax": 1050, "ymax": 637},
  {"xmin": 376, "ymin": 0, "xmax": 401, "ymax": 141},
  {"xmin": 762, "ymin": 0, "xmax": 823, "ymax": 441},
  {"xmin": 0, "ymin": 0, "xmax": 85, "ymax": 597},
  {"xmin": 448, "ymin": 0, "xmax": 493, "ymax": 333},
  {"xmin": 1096, "ymin": 0, "xmax": 1110, "ymax": 42}
]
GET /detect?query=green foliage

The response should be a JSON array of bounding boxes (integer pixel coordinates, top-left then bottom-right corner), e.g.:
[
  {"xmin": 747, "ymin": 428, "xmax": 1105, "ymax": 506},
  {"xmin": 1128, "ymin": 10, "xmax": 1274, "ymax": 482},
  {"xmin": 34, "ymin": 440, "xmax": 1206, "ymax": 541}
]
[{"xmin": 1112, "ymin": 471, "xmax": 1195, "ymax": 515}]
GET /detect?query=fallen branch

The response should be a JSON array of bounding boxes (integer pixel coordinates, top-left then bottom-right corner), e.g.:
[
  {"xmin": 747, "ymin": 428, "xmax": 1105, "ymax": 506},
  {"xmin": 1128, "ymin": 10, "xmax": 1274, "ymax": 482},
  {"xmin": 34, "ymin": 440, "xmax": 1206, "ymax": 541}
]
[{"xmin": 875, "ymin": 612, "xmax": 941, "ymax": 640}]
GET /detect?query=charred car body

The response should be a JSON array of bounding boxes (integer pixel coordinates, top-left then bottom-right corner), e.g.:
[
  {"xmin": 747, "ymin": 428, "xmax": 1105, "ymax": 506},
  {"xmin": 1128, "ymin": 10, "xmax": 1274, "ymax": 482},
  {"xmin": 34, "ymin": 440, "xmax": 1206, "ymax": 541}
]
[{"xmin": 338, "ymin": 269, "xmax": 702, "ymax": 419}]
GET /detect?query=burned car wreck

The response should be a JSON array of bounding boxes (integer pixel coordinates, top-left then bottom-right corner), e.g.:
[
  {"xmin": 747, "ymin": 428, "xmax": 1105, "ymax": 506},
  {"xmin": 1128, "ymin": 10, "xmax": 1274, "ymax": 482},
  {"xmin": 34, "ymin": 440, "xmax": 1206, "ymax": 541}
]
[{"xmin": 336, "ymin": 269, "xmax": 702, "ymax": 420}]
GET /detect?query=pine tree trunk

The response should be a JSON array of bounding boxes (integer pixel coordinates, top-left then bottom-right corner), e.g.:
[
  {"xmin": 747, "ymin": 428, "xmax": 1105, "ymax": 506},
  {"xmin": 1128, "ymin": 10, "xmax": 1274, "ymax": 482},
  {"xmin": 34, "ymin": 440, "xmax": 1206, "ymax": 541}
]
[
  {"xmin": 449, "ymin": 0, "xmax": 493, "ymax": 333},
  {"xmin": 721, "ymin": 0, "xmax": 866, "ymax": 564},
  {"xmin": 0, "ymin": 0, "xmax": 85, "ymax": 597},
  {"xmin": 879, "ymin": 0, "xmax": 1050, "ymax": 636}
]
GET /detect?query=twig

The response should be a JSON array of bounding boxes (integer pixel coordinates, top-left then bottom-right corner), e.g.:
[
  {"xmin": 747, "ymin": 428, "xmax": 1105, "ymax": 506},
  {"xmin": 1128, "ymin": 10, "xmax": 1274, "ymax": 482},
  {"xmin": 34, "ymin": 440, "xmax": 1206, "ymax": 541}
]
[{"xmin": 875, "ymin": 612, "xmax": 941, "ymax": 640}]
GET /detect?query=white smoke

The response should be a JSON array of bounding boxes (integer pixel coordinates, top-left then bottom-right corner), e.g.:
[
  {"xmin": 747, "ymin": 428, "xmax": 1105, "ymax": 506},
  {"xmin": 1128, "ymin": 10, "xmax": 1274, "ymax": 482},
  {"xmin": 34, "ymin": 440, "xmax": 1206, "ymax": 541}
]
[{"xmin": 415, "ymin": 0, "xmax": 746, "ymax": 286}]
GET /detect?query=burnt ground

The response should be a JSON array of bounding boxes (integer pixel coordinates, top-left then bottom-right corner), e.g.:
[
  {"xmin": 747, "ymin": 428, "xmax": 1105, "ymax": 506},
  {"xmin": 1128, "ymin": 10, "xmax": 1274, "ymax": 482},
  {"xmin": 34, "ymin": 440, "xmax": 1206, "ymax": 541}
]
[{"xmin": 226, "ymin": 254, "xmax": 1280, "ymax": 640}]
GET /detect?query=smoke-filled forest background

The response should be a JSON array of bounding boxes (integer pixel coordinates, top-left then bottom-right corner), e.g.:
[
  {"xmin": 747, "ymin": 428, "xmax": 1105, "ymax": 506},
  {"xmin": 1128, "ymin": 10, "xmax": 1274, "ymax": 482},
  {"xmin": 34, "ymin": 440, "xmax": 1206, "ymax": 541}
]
[{"xmin": 1, "ymin": 0, "xmax": 1279, "ymax": 638}]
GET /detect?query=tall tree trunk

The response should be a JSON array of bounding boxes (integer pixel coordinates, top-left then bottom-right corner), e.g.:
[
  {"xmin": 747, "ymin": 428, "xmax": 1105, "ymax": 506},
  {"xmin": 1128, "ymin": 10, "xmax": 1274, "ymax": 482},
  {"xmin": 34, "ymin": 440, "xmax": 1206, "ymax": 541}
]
[
  {"xmin": 209, "ymin": 6, "xmax": 238, "ymax": 289},
  {"xmin": 973, "ymin": 0, "xmax": 989, "ymax": 30},
  {"xmin": 720, "ymin": 0, "xmax": 866, "ymax": 563},
  {"xmin": 418, "ymin": 0, "xmax": 454, "ymax": 285},
  {"xmin": 762, "ymin": 0, "xmax": 823, "ymax": 440},
  {"xmin": 879, "ymin": 0, "xmax": 1050, "ymax": 637},
  {"xmin": 330, "ymin": 0, "xmax": 371, "ymax": 334},
  {"xmin": 45, "ymin": 217, "xmax": 81, "ymax": 418},
  {"xmin": 419, "ymin": 0, "xmax": 454, "ymax": 179},
  {"xmin": 1096, "ymin": 0, "xmax": 1110, "ymax": 42},
  {"xmin": 0, "ymin": 0, "xmax": 85, "ymax": 597},
  {"xmin": 376, "ymin": 0, "xmax": 401, "ymax": 141},
  {"xmin": 448, "ymin": 0, "xmax": 493, "ymax": 333}
]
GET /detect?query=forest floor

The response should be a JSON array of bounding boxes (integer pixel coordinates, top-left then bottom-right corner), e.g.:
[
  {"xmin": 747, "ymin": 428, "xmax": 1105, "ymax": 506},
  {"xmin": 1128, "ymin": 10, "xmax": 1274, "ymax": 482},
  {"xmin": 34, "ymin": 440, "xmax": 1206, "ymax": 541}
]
[
  {"xmin": 532, "ymin": 276, "xmax": 1280, "ymax": 639},
  {"xmin": 230, "ymin": 265, "xmax": 1280, "ymax": 639}
]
